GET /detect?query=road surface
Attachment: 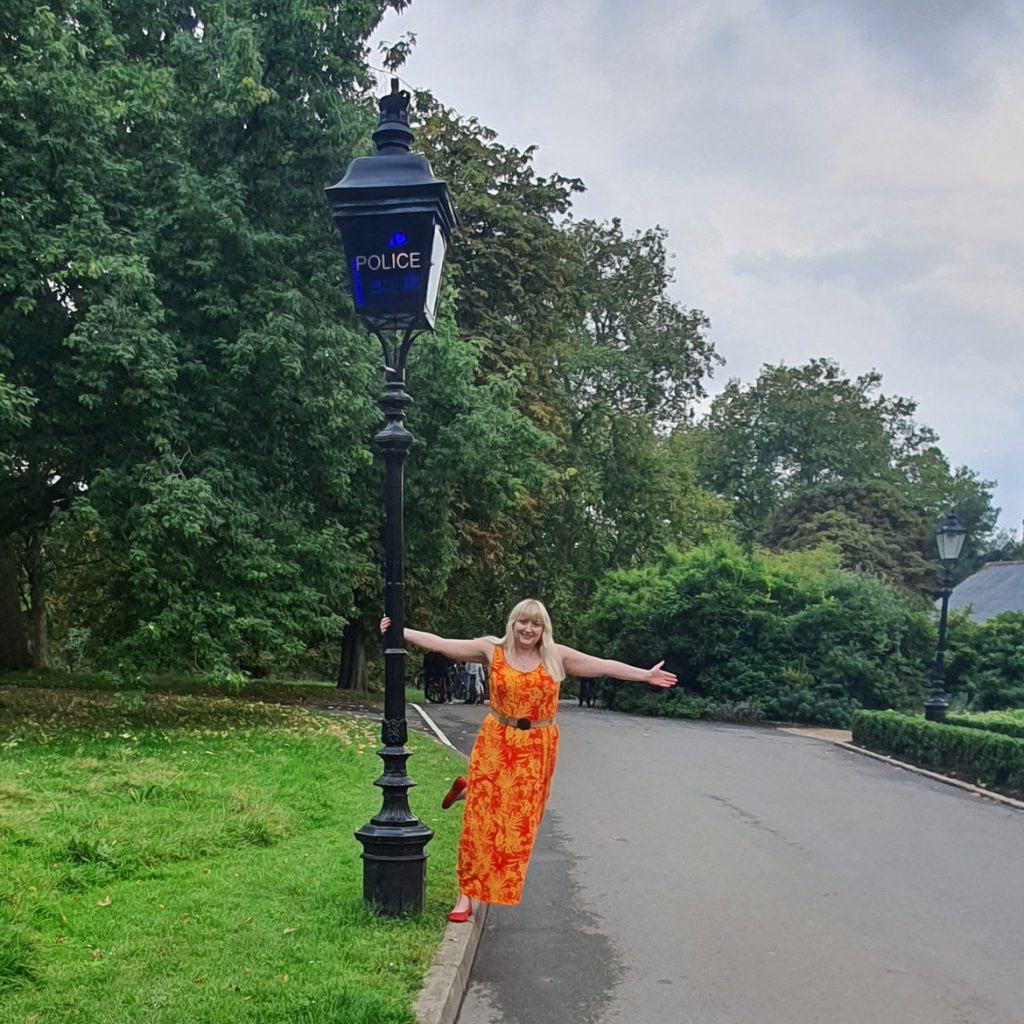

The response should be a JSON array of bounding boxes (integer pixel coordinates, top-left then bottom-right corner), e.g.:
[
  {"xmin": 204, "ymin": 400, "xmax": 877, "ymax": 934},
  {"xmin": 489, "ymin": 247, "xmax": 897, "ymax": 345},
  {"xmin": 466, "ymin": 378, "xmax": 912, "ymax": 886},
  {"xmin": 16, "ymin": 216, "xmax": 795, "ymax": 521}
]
[{"xmin": 422, "ymin": 701, "xmax": 1024, "ymax": 1024}]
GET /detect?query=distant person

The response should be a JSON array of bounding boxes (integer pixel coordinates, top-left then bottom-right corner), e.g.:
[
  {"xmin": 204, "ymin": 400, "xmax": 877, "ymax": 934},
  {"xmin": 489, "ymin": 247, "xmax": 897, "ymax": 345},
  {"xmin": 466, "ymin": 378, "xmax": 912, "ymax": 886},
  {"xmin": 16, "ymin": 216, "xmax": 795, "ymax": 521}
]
[
  {"xmin": 381, "ymin": 599, "xmax": 675, "ymax": 922},
  {"xmin": 454, "ymin": 661, "xmax": 470, "ymax": 702},
  {"xmin": 577, "ymin": 677, "xmax": 595, "ymax": 708},
  {"xmin": 465, "ymin": 660, "xmax": 486, "ymax": 704}
]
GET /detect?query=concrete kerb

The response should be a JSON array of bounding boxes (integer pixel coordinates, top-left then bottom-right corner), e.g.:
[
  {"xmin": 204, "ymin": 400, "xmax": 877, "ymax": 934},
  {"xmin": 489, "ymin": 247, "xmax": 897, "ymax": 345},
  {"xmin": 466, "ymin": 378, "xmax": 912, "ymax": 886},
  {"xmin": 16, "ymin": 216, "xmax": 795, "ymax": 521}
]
[
  {"xmin": 779, "ymin": 725, "xmax": 1024, "ymax": 812},
  {"xmin": 412, "ymin": 898, "xmax": 488, "ymax": 1024},
  {"xmin": 409, "ymin": 702, "xmax": 487, "ymax": 1024},
  {"xmin": 833, "ymin": 741, "xmax": 1024, "ymax": 811}
]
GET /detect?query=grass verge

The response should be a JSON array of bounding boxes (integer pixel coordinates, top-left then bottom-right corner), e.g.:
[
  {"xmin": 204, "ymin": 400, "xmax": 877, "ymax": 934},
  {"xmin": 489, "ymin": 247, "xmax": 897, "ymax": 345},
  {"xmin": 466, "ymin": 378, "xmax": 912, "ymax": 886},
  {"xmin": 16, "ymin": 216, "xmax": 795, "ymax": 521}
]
[{"xmin": 0, "ymin": 687, "xmax": 466, "ymax": 1024}]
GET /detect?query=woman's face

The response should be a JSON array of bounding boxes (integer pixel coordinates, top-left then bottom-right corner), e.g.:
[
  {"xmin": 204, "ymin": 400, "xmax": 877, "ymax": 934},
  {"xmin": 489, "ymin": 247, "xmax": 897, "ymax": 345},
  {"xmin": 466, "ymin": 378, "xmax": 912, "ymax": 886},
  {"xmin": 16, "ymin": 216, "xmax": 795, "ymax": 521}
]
[{"xmin": 512, "ymin": 617, "xmax": 543, "ymax": 649}]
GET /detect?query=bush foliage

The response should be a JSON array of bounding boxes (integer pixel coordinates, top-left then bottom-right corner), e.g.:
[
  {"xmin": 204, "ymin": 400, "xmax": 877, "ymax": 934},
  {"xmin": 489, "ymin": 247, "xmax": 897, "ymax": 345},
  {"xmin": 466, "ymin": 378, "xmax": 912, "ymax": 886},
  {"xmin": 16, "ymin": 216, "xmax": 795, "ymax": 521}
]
[
  {"xmin": 944, "ymin": 611, "xmax": 1024, "ymax": 711},
  {"xmin": 944, "ymin": 709, "xmax": 1024, "ymax": 740},
  {"xmin": 585, "ymin": 543, "xmax": 934, "ymax": 727}
]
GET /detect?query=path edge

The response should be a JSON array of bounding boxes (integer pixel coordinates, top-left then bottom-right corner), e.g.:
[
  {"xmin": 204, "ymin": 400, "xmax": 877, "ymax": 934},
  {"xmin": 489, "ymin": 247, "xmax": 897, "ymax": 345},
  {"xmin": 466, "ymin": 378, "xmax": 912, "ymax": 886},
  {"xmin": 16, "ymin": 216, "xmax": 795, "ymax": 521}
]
[
  {"xmin": 833, "ymin": 740, "xmax": 1024, "ymax": 811},
  {"xmin": 409, "ymin": 702, "xmax": 487, "ymax": 1024},
  {"xmin": 779, "ymin": 725, "xmax": 1024, "ymax": 812}
]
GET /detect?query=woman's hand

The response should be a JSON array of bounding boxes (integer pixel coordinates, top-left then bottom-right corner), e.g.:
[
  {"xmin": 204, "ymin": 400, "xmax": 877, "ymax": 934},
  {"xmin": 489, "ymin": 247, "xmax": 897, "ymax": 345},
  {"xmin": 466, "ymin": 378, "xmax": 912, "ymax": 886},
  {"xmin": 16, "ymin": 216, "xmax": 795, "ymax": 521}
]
[
  {"xmin": 380, "ymin": 616, "xmax": 391, "ymax": 636},
  {"xmin": 645, "ymin": 661, "xmax": 677, "ymax": 689}
]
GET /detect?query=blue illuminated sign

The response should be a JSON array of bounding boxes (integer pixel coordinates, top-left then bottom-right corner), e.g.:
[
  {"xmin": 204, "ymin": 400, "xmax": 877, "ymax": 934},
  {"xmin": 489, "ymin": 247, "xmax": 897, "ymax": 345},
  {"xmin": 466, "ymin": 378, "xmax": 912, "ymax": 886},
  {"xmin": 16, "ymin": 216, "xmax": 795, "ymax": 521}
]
[{"xmin": 347, "ymin": 218, "xmax": 430, "ymax": 317}]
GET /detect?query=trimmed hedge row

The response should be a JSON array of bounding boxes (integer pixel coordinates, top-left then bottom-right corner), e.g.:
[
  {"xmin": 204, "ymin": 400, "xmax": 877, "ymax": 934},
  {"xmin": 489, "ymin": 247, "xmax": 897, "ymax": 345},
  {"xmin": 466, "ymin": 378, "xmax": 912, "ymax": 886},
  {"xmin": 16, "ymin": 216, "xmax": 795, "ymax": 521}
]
[
  {"xmin": 851, "ymin": 710, "xmax": 1024, "ymax": 799},
  {"xmin": 945, "ymin": 710, "xmax": 1024, "ymax": 740}
]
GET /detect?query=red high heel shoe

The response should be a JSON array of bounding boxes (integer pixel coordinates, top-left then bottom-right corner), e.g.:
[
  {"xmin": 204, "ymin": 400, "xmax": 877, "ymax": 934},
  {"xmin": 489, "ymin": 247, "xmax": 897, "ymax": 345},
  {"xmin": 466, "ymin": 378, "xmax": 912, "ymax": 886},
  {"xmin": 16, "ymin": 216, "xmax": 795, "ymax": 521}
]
[
  {"xmin": 447, "ymin": 902, "xmax": 473, "ymax": 923},
  {"xmin": 441, "ymin": 776, "xmax": 468, "ymax": 810}
]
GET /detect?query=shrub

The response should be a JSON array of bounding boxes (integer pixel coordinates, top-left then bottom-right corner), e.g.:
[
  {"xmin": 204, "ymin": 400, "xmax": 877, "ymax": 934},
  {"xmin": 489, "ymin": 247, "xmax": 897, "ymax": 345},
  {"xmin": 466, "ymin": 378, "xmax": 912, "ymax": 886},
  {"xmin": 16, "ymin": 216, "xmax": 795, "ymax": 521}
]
[
  {"xmin": 945, "ymin": 612, "xmax": 1024, "ymax": 711},
  {"xmin": 704, "ymin": 699, "xmax": 766, "ymax": 723},
  {"xmin": 600, "ymin": 682, "xmax": 711, "ymax": 720},
  {"xmin": 945, "ymin": 710, "xmax": 1024, "ymax": 740},
  {"xmin": 584, "ymin": 543, "xmax": 933, "ymax": 726},
  {"xmin": 765, "ymin": 686, "xmax": 860, "ymax": 728},
  {"xmin": 852, "ymin": 710, "xmax": 1024, "ymax": 798}
]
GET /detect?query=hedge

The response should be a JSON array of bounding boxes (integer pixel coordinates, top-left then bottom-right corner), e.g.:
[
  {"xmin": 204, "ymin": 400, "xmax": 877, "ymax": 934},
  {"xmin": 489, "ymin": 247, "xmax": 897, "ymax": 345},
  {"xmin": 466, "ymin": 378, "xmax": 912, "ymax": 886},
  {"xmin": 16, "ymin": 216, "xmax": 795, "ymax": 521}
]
[
  {"xmin": 945, "ymin": 710, "xmax": 1024, "ymax": 741},
  {"xmin": 851, "ymin": 710, "xmax": 1024, "ymax": 799}
]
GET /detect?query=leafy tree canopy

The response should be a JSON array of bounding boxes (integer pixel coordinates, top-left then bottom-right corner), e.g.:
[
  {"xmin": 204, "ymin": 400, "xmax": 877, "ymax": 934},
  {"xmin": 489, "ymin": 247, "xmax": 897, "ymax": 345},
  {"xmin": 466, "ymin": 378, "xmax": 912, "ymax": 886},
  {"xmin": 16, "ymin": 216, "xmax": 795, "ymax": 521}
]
[
  {"xmin": 1, "ymin": 0, "xmax": 526, "ymax": 673},
  {"xmin": 696, "ymin": 359, "xmax": 998, "ymax": 585},
  {"xmin": 762, "ymin": 479, "xmax": 934, "ymax": 596},
  {"xmin": 697, "ymin": 358, "xmax": 938, "ymax": 534}
]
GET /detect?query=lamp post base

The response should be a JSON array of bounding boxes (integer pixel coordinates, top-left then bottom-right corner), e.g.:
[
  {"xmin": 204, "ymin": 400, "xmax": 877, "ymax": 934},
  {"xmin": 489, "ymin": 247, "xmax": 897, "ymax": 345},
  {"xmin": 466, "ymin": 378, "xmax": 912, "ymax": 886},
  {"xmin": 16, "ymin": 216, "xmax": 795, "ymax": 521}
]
[
  {"xmin": 355, "ymin": 820, "xmax": 433, "ymax": 916},
  {"xmin": 924, "ymin": 697, "xmax": 948, "ymax": 723},
  {"xmin": 354, "ymin": 738, "xmax": 434, "ymax": 917}
]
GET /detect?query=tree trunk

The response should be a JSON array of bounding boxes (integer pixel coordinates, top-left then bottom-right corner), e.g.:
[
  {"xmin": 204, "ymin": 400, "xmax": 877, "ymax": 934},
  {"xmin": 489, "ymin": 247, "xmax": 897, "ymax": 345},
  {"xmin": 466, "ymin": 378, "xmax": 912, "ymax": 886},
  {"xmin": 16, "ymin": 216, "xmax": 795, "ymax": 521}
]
[
  {"xmin": 0, "ymin": 536, "xmax": 31, "ymax": 670},
  {"xmin": 24, "ymin": 527, "xmax": 48, "ymax": 669},
  {"xmin": 337, "ymin": 618, "xmax": 369, "ymax": 691}
]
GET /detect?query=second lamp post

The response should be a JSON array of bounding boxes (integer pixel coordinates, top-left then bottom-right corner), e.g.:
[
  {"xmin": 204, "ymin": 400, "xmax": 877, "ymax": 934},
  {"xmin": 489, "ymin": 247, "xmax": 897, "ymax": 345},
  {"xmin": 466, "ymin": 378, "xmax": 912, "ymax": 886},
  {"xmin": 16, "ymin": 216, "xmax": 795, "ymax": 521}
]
[{"xmin": 924, "ymin": 512, "xmax": 967, "ymax": 723}]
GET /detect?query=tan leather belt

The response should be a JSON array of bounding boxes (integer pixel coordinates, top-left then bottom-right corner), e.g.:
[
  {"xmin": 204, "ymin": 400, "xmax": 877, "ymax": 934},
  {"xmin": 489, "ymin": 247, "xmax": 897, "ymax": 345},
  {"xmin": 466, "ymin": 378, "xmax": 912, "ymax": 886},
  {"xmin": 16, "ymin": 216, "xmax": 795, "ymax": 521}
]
[{"xmin": 490, "ymin": 711, "xmax": 556, "ymax": 730}]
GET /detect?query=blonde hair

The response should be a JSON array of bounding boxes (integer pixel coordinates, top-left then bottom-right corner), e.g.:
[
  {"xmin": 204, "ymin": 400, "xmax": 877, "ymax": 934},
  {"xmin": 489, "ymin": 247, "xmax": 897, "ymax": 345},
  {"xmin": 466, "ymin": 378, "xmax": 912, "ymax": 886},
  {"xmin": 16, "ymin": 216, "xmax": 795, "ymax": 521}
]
[{"xmin": 489, "ymin": 598, "xmax": 564, "ymax": 682}]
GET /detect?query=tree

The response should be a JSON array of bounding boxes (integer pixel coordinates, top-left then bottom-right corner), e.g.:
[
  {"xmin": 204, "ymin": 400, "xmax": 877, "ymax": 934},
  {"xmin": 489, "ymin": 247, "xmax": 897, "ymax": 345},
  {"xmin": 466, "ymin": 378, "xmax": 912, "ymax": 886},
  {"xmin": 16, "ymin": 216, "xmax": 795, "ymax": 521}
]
[
  {"xmin": 980, "ymin": 532, "xmax": 1024, "ymax": 564},
  {"xmin": 763, "ymin": 479, "xmax": 933, "ymax": 595},
  {"xmin": 901, "ymin": 446, "xmax": 999, "ymax": 580},
  {"xmin": 414, "ymin": 106, "xmax": 724, "ymax": 638},
  {"xmin": 697, "ymin": 359, "xmax": 938, "ymax": 536},
  {"xmin": 559, "ymin": 218, "xmax": 718, "ymax": 427},
  {"xmin": 0, "ymin": 0, "xmax": 413, "ymax": 672},
  {"xmin": 415, "ymin": 96, "xmax": 584, "ymax": 403},
  {"xmin": 697, "ymin": 359, "xmax": 998, "ymax": 597},
  {"xmin": 526, "ymin": 219, "xmax": 721, "ymax": 625}
]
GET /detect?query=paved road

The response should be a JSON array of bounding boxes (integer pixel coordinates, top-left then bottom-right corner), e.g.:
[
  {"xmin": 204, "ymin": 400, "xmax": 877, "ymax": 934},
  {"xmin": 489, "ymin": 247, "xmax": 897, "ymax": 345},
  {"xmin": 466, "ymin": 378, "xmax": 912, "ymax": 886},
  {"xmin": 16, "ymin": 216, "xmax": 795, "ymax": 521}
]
[{"xmin": 422, "ymin": 701, "xmax": 1024, "ymax": 1024}]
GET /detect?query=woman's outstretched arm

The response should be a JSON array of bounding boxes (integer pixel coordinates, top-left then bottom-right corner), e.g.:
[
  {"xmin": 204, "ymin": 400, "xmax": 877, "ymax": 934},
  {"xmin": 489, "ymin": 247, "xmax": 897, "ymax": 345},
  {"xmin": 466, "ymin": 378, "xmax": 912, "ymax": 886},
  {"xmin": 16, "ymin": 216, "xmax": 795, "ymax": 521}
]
[
  {"xmin": 380, "ymin": 617, "xmax": 493, "ymax": 664},
  {"xmin": 556, "ymin": 646, "xmax": 677, "ymax": 688}
]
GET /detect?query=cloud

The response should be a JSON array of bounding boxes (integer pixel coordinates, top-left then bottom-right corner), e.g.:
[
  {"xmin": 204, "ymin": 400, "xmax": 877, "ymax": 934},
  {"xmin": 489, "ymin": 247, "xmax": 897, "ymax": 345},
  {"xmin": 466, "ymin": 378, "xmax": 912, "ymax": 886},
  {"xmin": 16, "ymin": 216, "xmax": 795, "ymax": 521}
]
[
  {"xmin": 373, "ymin": 0, "xmax": 1024, "ymax": 530},
  {"xmin": 772, "ymin": 0, "xmax": 1021, "ymax": 102}
]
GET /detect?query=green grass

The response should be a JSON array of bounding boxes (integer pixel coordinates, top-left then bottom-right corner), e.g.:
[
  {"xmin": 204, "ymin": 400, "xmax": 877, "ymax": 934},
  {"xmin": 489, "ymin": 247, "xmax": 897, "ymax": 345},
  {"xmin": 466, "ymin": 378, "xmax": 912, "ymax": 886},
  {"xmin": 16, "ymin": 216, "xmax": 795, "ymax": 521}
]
[{"xmin": 0, "ymin": 687, "xmax": 466, "ymax": 1024}]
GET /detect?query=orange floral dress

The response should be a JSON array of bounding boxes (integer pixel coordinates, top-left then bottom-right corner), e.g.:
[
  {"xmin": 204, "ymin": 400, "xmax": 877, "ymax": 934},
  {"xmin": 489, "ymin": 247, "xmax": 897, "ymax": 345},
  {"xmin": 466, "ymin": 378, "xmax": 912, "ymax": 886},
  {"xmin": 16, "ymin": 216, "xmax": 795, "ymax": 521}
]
[{"xmin": 456, "ymin": 644, "xmax": 560, "ymax": 905}]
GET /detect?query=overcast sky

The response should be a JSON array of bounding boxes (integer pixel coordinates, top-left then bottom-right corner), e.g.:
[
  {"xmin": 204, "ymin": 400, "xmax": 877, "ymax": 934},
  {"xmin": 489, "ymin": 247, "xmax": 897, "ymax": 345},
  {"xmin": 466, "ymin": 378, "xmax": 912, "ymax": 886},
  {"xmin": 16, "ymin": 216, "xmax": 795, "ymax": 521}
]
[{"xmin": 372, "ymin": 0, "xmax": 1023, "ymax": 537}]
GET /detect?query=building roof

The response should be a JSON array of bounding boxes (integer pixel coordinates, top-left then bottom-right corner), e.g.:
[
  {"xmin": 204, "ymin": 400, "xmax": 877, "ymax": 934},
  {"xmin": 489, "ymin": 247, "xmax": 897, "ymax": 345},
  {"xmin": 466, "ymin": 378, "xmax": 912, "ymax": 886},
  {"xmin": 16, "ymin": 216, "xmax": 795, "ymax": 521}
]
[{"xmin": 947, "ymin": 561, "xmax": 1024, "ymax": 623}]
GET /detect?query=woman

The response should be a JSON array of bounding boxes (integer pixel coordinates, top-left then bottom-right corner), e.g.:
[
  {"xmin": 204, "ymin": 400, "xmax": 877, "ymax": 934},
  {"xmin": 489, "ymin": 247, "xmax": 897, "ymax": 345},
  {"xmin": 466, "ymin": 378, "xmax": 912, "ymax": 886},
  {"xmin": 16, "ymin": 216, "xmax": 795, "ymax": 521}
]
[{"xmin": 382, "ymin": 599, "xmax": 677, "ymax": 922}]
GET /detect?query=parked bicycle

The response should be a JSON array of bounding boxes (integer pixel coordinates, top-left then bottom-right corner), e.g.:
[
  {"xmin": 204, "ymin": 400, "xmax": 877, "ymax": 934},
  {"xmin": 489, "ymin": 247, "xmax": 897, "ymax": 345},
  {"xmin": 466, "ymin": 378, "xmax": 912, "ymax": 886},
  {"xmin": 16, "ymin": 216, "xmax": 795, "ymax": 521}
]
[{"xmin": 422, "ymin": 650, "xmax": 453, "ymax": 704}]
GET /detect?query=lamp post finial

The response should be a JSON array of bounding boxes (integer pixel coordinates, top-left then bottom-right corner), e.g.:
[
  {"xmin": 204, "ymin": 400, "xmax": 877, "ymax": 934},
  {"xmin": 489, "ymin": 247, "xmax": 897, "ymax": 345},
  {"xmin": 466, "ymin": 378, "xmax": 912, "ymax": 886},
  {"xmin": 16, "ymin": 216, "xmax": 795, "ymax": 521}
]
[{"xmin": 373, "ymin": 78, "xmax": 414, "ymax": 154}]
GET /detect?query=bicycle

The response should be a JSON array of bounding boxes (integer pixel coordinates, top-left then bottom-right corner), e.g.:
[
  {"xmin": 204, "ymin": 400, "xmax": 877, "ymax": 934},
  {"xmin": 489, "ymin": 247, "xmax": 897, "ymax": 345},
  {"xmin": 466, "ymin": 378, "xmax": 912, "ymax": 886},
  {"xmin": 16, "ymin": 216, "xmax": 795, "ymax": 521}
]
[{"xmin": 423, "ymin": 672, "xmax": 448, "ymax": 704}]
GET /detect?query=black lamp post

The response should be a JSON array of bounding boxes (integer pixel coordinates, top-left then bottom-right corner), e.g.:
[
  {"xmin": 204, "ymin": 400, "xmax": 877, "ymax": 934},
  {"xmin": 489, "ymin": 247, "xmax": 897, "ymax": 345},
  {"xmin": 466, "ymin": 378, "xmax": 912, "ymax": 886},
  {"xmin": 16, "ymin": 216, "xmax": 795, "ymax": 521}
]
[
  {"xmin": 325, "ymin": 80, "xmax": 456, "ymax": 916},
  {"xmin": 924, "ymin": 512, "xmax": 967, "ymax": 723}
]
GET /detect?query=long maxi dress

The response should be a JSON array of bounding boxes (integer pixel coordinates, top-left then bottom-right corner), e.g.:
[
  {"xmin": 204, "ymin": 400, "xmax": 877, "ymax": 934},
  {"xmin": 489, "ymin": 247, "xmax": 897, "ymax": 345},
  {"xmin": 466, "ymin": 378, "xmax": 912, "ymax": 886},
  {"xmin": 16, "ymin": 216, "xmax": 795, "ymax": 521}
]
[{"xmin": 455, "ymin": 644, "xmax": 561, "ymax": 905}]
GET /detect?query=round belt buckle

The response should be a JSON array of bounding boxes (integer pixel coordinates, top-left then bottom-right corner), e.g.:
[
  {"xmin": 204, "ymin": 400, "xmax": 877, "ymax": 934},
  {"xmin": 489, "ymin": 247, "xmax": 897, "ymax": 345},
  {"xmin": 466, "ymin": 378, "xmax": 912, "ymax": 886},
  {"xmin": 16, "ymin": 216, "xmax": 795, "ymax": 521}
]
[{"xmin": 516, "ymin": 717, "xmax": 531, "ymax": 730}]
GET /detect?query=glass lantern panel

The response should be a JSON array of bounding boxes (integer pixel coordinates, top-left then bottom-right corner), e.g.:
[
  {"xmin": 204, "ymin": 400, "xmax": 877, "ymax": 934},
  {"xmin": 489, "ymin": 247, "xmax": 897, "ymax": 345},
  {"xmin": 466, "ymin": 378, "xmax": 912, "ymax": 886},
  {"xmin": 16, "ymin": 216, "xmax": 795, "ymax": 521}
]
[
  {"xmin": 424, "ymin": 224, "xmax": 447, "ymax": 323},
  {"xmin": 342, "ymin": 214, "xmax": 433, "ymax": 321},
  {"xmin": 936, "ymin": 518, "xmax": 967, "ymax": 561}
]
